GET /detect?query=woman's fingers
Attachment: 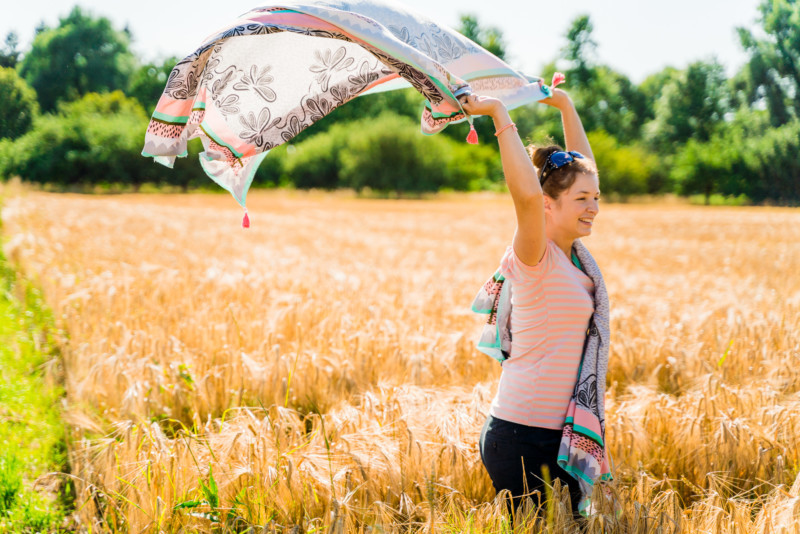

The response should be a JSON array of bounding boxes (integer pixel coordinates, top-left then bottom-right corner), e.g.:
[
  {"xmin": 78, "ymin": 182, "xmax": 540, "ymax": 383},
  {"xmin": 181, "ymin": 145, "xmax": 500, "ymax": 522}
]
[
  {"xmin": 541, "ymin": 88, "xmax": 571, "ymax": 110},
  {"xmin": 461, "ymin": 94, "xmax": 504, "ymax": 117},
  {"xmin": 461, "ymin": 94, "xmax": 486, "ymax": 112},
  {"xmin": 461, "ymin": 94, "xmax": 477, "ymax": 114}
]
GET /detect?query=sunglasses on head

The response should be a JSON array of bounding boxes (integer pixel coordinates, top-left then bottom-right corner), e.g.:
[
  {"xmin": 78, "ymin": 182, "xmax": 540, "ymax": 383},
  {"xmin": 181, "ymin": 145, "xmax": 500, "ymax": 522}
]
[{"xmin": 539, "ymin": 150, "xmax": 585, "ymax": 184}]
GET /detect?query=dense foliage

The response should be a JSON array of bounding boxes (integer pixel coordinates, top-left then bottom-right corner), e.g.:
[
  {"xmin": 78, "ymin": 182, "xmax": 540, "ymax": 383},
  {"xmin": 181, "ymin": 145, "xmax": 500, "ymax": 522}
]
[
  {"xmin": 17, "ymin": 7, "xmax": 136, "ymax": 112},
  {"xmin": 0, "ymin": 32, "xmax": 21, "ymax": 69},
  {"xmin": 127, "ymin": 57, "xmax": 179, "ymax": 115},
  {"xmin": 256, "ymin": 113, "xmax": 503, "ymax": 194},
  {"xmin": 0, "ymin": 67, "xmax": 39, "ymax": 140},
  {"xmin": 0, "ymin": 92, "xmax": 207, "ymax": 189},
  {"xmin": 0, "ymin": 0, "xmax": 798, "ymax": 203}
]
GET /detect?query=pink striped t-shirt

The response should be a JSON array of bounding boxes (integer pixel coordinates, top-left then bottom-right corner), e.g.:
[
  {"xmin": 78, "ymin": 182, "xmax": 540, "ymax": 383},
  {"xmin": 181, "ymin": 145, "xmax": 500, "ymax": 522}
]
[{"xmin": 490, "ymin": 240, "xmax": 595, "ymax": 429}]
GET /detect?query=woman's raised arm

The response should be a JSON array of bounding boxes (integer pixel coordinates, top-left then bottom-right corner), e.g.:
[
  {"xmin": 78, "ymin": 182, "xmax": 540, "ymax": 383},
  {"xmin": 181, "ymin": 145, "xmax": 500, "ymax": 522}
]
[
  {"xmin": 542, "ymin": 89, "xmax": 594, "ymax": 162},
  {"xmin": 461, "ymin": 94, "xmax": 546, "ymax": 267}
]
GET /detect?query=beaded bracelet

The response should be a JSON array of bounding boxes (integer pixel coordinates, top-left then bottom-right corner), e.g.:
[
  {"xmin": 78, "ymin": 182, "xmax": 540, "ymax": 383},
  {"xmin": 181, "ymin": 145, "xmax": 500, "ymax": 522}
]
[{"xmin": 494, "ymin": 122, "xmax": 518, "ymax": 137}]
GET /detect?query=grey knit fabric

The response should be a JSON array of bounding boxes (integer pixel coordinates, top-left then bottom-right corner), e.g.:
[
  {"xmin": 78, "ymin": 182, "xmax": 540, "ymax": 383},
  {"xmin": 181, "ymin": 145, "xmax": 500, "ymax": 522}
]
[{"xmin": 572, "ymin": 238, "xmax": 610, "ymax": 433}]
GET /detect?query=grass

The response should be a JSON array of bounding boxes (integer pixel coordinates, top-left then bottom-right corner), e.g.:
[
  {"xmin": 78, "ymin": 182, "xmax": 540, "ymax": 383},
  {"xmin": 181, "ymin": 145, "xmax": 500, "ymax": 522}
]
[
  {"xmin": 1, "ymin": 188, "xmax": 800, "ymax": 532},
  {"xmin": 0, "ymin": 204, "xmax": 70, "ymax": 532},
  {"xmin": 687, "ymin": 193, "xmax": 752, "ymax": 206}
]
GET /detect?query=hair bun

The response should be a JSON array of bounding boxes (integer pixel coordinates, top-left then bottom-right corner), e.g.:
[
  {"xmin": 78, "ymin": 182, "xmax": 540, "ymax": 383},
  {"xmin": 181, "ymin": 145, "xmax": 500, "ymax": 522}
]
[
  {"xmin": 529, "ymin": 145, "xmax": 563, "ymax": 172},
  {"xmin": 525, "ymin": 144, "xmax": 597, "ymax": 199}
]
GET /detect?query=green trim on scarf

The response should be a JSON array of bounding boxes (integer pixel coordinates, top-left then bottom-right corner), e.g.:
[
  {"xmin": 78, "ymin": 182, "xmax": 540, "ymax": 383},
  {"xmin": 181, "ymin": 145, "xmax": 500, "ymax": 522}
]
[
  {"xmin": 199, "ymin": 124, "xmax": 244, "ymax": 158},
  {"xmin": 571, "ymin": 250, "xmax": 583, "ymax": 271},
  {"xmin": 141, "ymin": 150, "xmax": 188, "ymax": 159},
  {"xmin": 423, "ymin": 100, "xmax": 462, "ymax": 119},
  {"xmin": 151, "ymin": 111, "xmax": 190, "ymax": 124},
  {"xmin": 556, "ymin": 457, "xmax": 595, "ymax": 484},
  {"xmin": 200, "ymin": 150, "xmax": 269, "ymax": 208},
  {"xmin": 462, "ymin": 68, "xmax": 521, "ymax": 80},
  {"xmin": 564, "ymin": 420, "xmax": 605, "ymax": 446}
]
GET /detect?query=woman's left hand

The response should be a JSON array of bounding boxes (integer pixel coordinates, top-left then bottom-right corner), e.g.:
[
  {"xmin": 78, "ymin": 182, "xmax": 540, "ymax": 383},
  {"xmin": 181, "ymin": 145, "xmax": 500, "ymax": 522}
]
[{"xmin": 460, "ymin": 93, "xmax": 507, "ymax": 120}]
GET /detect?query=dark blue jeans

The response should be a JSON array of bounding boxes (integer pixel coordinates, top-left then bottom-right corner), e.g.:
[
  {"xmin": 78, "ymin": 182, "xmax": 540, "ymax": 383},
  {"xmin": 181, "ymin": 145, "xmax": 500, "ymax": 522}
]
[{"xmin": 479, "ymin": 415, "xmax": 583, "ymax": 515}]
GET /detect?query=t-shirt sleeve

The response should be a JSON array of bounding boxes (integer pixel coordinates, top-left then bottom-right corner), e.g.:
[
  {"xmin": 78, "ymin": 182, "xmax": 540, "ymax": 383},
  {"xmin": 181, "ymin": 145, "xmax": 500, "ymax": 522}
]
[{"xmin": 499, "ymin": 241, "xmax": 555, "ymax": 283}]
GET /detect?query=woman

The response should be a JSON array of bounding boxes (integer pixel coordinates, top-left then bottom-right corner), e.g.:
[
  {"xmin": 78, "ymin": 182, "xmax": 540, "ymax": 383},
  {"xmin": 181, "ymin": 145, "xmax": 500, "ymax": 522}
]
[{"xmin": 462, "ymin": 88, "xmax": 610, "ymax": 517}]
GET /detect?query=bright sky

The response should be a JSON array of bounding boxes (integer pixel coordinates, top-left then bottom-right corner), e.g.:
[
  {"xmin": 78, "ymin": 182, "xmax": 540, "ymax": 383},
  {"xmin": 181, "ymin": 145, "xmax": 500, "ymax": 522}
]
[{"xmin": 3, "ymin": 0, "xmax": 762, "ymax": 83}]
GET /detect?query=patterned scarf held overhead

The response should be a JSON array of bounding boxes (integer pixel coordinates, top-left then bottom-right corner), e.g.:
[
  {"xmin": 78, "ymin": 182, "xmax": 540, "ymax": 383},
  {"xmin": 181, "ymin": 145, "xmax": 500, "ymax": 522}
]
[
  {"xmin": 142, "ymin": 0, "xmax": 559, "ymax": 224},
  {"xmin": 472, "ymin": 239, "xmax": 613, "ymax": 514}
]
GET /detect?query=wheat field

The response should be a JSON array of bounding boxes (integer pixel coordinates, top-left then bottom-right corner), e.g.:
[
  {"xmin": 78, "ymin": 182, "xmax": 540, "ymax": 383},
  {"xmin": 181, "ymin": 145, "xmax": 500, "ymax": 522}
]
[{"xmin": 2, "ymin": 186, "xmax": 800, "ymax": 533}]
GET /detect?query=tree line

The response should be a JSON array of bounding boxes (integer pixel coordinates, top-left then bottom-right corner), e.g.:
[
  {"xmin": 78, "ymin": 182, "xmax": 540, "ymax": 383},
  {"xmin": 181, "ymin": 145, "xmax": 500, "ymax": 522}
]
[{"xmin": 0, "ymin": 1, "xmax": 798, "ymax": 203}]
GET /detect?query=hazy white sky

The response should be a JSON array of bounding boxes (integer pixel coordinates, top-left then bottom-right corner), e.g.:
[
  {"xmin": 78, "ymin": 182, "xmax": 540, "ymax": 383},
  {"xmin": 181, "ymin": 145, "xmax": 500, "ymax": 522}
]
[{"xmin": 3, "ymin": 0, "xmax": 763, "ymax": 83}]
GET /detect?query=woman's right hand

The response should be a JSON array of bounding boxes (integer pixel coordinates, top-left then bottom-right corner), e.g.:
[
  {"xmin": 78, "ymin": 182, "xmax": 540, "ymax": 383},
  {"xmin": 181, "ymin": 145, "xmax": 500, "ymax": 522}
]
[
  {"xmin": 540, "ymin": 88, "xmax": 574, "ymax": 112},
  {"xmin": 541, "ymin": 88, "xmax": 594, "ymax": 161}
]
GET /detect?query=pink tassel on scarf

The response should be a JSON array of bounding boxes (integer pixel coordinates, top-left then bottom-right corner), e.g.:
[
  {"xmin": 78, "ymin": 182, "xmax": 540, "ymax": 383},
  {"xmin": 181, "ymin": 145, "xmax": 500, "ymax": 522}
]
[
  {"xmin": 551, "ymin": 72, "xmax": 566, "ymax": 89},
  {"xmin": 242, "ymin": 210, "xmax": 250, "ymax": 229},
  {"xmin": 466, "ymin": 124, "xmax": 479, "ymax": 145}
]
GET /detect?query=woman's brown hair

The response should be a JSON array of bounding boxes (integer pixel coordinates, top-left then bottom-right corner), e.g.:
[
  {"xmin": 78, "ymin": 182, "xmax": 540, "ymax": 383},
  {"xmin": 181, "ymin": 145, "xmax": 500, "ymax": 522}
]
[{"xmin": 527, "ymin": 145, "xmax": 597, "ymax": 199}]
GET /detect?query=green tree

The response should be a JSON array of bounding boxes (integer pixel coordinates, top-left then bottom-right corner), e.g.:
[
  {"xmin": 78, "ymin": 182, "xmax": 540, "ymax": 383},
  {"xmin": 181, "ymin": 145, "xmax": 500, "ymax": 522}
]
[
  {"xmin": 0, "ymin": 32, "xmax": 20, "ymax": 69},
  {"xmin": 638, "ymin": 66, "xmax": 680, "ymax": 121},
  {"xmin": 718, "ymin": 113, "xmax": 800, "ymax": 203},
  {"xmin": 668, "ymin": 106, "xmax": 800, "ymax": 205},
  {"xmin": 0, "ymin": 67, "xmax": 39, "ymax": 140},
  {"xmin": 671, "ymin": 137, "xmax": 731, "ymax": 204},
  {"xmin": 730, "ymin": 39, "xmax": 791, "ymax": 126},
  {"xmin": 18, "ymin": 7, "xmax": 136, "ymax": 111},
  {"xmin": 747, "ymin": 120, "xmax": 800, "ymax": 203},
  {"xmin": 336, "ymin": 112, "xmax": 498, "ymax": 194},
  {"xmin": 457, "ymin": 14, "xmax": 507, "ymax": 60},
  {"xmin": 128, "ymin": 57, "xmax": 179, "ymax": 114},
  {"xmin": 0, "ymin": 92, "xmax": 148, "ymax": 186},
  {"xmin": 340, "ymin": 113, "xmax": 449, "ymax": 194},
  {"xmin": 583, "ymin": 66, "xmax": 649, "ymax": 143},
  {"xmin": 562, "ymin": 15, "xmax": 597, "ymax": 87},
  {"xmin": 540, "ymin": 16, "xmax": 649, "ymax": 143},
  {"xmin": 645, "ymin": 60, "xmax": 729, "ymax": 152},
  {"xmin": 269, "ymin": 112, "xmax": 501, "ymax": 193},
  {"xmin": 639, "ymin": 67, "xmax": 680, "ymax": 102},
  {"xmin": 587, "ymin": 130, "xmax": 657, "ymax": 196},
  {"xmin": 282, "ymin": 122, "xmax": 351, "ymax": 189},
  {"xmin": 0, "ymin": 91, "xmax": 207, "ymax": 189},
  {"xmin": 736, "ymin": 0, "xmax": 800, "ymax": 126}
]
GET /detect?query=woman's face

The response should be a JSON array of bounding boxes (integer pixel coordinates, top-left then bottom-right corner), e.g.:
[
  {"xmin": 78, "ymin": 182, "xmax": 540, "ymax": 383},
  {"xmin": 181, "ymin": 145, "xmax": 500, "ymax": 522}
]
[{"xmin": 546, "ymin": 172, "xmax": 601, "ymax": 238}]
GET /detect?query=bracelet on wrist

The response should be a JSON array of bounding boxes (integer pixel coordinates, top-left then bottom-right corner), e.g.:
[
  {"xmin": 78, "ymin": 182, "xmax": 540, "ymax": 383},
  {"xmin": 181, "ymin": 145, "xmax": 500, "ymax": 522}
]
[{"xmin": 494, "ymin": 122, "xmax": 517, "ymax": 137}]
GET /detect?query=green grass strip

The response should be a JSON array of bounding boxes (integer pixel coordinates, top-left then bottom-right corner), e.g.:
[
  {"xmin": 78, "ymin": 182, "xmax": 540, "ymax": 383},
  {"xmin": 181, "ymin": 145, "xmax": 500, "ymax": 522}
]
[{"xmin": 0, "ymin": 205, "xmax": 71, "ymax": 531}]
